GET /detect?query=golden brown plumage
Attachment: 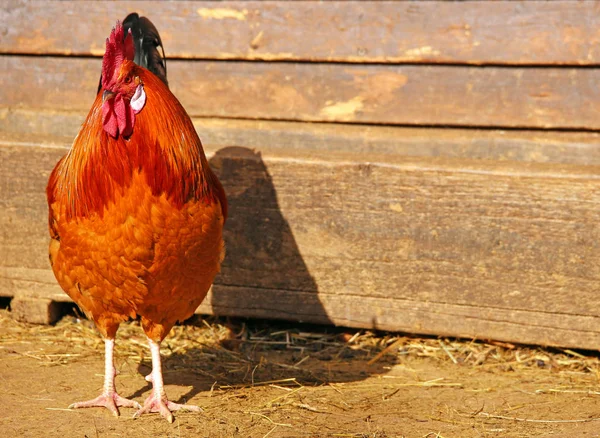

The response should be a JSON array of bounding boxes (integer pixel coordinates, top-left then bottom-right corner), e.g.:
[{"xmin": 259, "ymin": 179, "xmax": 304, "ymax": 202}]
[{"xmin": 46, "ymin": 19, "xmax": 226, "ymax": 421}]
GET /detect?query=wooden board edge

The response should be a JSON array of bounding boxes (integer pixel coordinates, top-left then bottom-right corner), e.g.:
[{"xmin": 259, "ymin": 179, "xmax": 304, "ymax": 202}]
[
  {"xmin": 4, "ymin": 1, "xmax": 600, "ymax": 65},
  {"xmin": 3, "ymin": 109, "xmax": 600, "ymax": 167},
  {"xmin": 2, "ymin": 268, "xmax": 600, "ymax": 350}
]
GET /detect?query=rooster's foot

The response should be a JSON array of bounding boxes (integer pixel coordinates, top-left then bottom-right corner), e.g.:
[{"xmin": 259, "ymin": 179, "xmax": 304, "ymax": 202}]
[
  {"xmin": 133, "ymin": 392, "xmax": 202, "ymax": 423},
  {"xmin": 69, "ymin": 392, "xmax": 142, "ymax": 417}
]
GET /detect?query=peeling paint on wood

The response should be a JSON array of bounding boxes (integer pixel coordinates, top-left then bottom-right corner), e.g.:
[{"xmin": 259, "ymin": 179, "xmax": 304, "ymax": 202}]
[
  {"xmin": 196, "ymin": 7, "xmax": 248, "ymax": 21},
  {"xmin": 404, "ymin": 46, "xmax": 441, "ymax": 58},
  {"xmin": 320, "ymin": 97, "xmax": 365, "ymax": 120}
]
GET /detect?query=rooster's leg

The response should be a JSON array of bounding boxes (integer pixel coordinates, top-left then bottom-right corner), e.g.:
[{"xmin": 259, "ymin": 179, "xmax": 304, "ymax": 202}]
[
  {"xmin": 69, "ymin": 338, "xmax": 141, "ymax": 416},
  {"xmin": 134, "ymin": 338, "xmax": 201, "ymax": 422}
]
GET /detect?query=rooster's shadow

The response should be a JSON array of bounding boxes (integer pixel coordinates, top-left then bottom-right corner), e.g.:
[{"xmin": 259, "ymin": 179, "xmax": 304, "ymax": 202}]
[{"xmin": 128, "ymin": 146, "xmax": 396, "ymax": 404}]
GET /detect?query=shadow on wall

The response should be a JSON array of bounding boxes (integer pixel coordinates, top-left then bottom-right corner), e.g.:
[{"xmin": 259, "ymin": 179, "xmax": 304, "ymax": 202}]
[
  {"xmin": 131, "ymin": 147, "xmax": 398, "ymax": 402},
  {"xmin": 204, "ymin": 146, "xmax": 330, "ymax": 325}
]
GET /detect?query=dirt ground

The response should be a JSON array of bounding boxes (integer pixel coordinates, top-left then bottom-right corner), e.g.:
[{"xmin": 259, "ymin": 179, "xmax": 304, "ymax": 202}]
[{"xmin": 2, "ymin": 308, "xmax": 600, "ymax": 438}]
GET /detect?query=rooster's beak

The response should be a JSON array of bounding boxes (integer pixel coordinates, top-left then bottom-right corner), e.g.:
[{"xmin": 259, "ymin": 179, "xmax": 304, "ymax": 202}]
[{"xmin": 102, "ymin": 89, "xmax": 116, "ymax": 103}]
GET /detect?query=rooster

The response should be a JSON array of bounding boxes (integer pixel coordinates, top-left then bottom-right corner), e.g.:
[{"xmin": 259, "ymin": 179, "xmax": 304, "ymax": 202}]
[{"xmin": 46, "ymin": 14, "xmax": 227, "ymax": 422}]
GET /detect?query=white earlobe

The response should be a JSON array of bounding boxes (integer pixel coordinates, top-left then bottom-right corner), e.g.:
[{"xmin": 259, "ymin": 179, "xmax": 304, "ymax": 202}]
[{"xmin": 131, "ymin": 84, "xmax": 146, "ymax": 114}]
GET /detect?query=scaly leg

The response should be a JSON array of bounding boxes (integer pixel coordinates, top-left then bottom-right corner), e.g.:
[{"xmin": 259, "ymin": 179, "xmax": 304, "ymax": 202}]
[
  {"xmin": 69, "ymin": 338, "xmax": 141, "ymax": 416},
  {"xmin": 134, "ymin": 338, "xmax": 201, "ymax": 422}
]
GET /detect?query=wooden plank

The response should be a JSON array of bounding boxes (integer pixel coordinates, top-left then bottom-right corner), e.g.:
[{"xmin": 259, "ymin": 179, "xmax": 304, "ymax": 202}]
[
  {"xmin": 0, "ymin": 268, "xmax": 72, "ymax": 302},
  {"xmin": 3, "ymin": 56, "xmax": 600, "ymax": 129},
  {"xmin": 6, "ymin": 274, "xmax": 599, "ymax": 348},
  {"xmin": 197, "ymin": 286, "xmax": 600, "ymax": 349},
  {"xmin": 3, "ymin": 1, "xmax": 600, "ymax": 65},
  {"xmin": 2, "ymin": 137, "xmax": 600, "ymax": 349},
  {"xmin": 4, "ymin": 109, "xmax": 600, "ymax": 166},
  {"xmin": 3, "ymin": 274, "xmax": 600, "ymax": 348},
  {"xmin": 10, "ymin": 296, "xmax": 62, "ymax": 324}
]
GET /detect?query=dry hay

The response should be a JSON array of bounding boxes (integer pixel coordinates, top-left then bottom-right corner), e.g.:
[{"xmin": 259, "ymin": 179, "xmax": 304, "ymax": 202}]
[
  {"xmin": 3, "ymin": 308, "xmax": 600, "ymax": 434},
  {"xmin": 1, "ymin": 308, "xmax": 599, "ymax": 381}
]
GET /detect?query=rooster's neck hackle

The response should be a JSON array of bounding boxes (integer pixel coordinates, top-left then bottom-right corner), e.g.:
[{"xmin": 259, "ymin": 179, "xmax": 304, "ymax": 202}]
[{"xmin": 48, "ymin": 70, "xmax": 226, "ymax": 221}]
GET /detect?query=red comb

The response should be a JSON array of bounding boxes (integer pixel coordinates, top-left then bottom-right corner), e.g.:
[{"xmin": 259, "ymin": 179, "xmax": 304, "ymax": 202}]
[{"xmin": 101, "ymin": 21, "xmax": 134, "ymax": 90}]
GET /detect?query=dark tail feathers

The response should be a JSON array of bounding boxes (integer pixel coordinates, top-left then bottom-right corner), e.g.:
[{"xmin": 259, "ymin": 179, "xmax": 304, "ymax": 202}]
[
  {"xmin": 98, "ymin": 13, "xmax": 168, "ymax": 93},
  {"xmin": 123, "ymin": 13, "xmax": 168, "ymax": 87}
]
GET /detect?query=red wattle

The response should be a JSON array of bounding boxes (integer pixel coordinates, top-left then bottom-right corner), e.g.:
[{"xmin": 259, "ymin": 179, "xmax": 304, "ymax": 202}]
[
  {"xmin": 114, "ymin": 95, "xmax": 135, "ymax": 138},
  {"xmin": 102, "ymin": 94, "xmax": 135, "ymax": 138},
  {"xmin": 102, "ymin": 99, "xmax": 118, "ymax": 138}
]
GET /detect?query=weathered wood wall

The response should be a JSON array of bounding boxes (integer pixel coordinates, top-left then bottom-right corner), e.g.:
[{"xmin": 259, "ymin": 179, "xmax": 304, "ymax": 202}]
[{"xmin": 2, "ymin": 1, "xmax": 600, "ymax": 349}]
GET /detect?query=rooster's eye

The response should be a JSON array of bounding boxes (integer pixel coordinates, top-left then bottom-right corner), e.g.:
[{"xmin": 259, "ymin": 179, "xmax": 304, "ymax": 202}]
[{"xmin": 124, "ymin": 75, "xmax": 132, "ymax": 84}]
